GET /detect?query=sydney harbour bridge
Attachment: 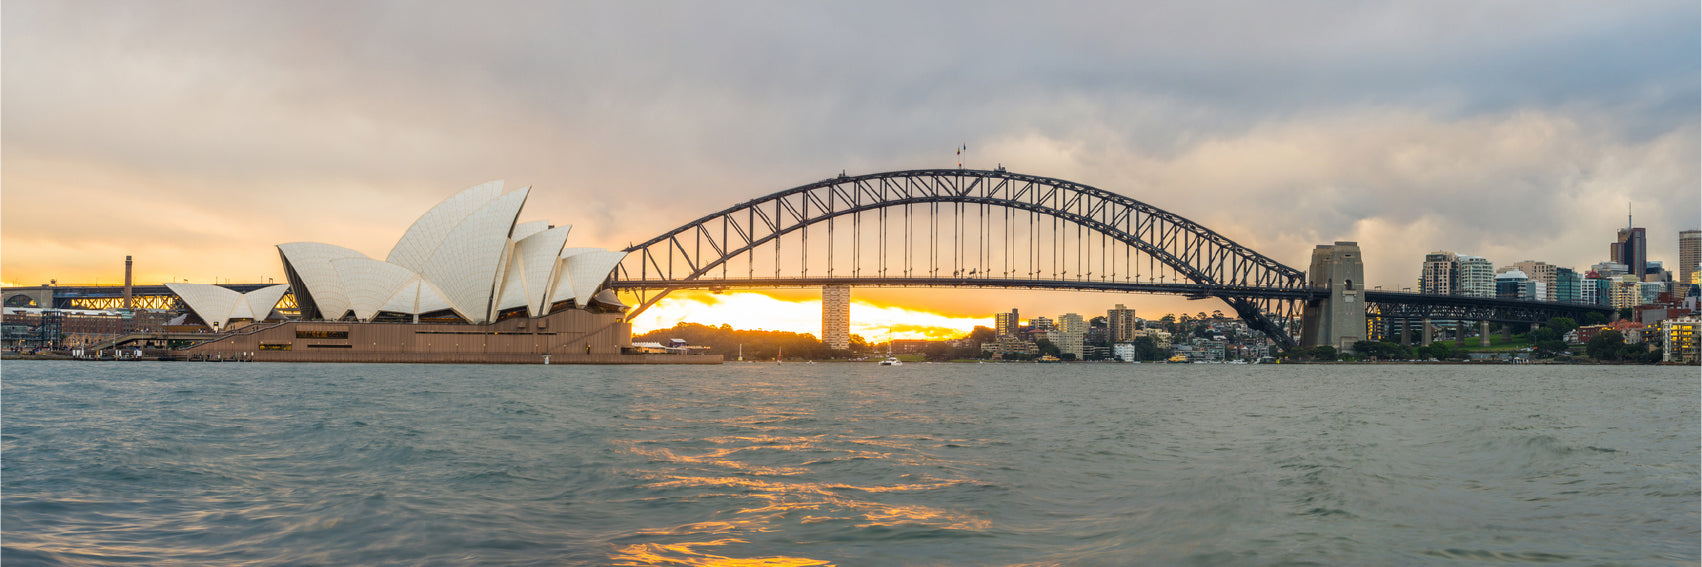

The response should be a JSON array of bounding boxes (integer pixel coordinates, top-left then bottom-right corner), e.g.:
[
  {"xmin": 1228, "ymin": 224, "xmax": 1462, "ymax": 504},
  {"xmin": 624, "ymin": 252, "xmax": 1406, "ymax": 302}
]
[
  {"xmin": 606, "ymin": 168, "xmax": 1613, "ymax": 350},
  {"xmin": 8, "ymin": 168, "xmax": 1612, "ymax": 352}
]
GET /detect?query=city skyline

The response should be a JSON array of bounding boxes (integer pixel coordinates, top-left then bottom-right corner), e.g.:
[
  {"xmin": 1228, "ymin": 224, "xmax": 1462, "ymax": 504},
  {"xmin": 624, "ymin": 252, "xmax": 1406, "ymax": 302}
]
[{"xmin": 3, "ymin": 1, "xmax": 1698, "ymax": 327}]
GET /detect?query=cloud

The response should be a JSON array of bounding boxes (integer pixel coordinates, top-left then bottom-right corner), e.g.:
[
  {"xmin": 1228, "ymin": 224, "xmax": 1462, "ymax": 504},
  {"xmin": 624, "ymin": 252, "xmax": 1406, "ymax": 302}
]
[{"xmin": 978, "ymin": 107, "xmax": 1697, "ymax": 284}]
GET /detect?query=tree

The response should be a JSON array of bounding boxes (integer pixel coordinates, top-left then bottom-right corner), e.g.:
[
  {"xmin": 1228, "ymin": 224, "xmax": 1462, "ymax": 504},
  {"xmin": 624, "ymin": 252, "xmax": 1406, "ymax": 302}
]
[
  {"xmin": 1133, "ymin": 336, "xmax": 1164, "ymax": 361},
  {"xmin": 1583, "ymin": 312, "xmax": 1607, "ymax": 326},
  {"xmin": 1533, "ymin": 339, "xmax": 1568, "ymax": 358},
  {"xmin": 1311, "ymin": 345, "xmax": 1337, "ymax": 361},
  {"xmin": 1586, "ymin": 330, "xmax": 1624, "ymax": 360},
  {"xmin": 1035, "ymin": 337, "xmax": 1061, "ymax": 357},
  {"xmin": 1089, "ymin": 316, "xmax": 1107, "ymax": 329},
  {"xmin": 1546, "ymin": 317, "xmax": 1578, "ymax": 336},
  {"xmin": 1059, "ymin": 352, "xmax": 1078, "ymax": 361},
  {"xmin": 1211, "ymin": 309, "xmax": 1224, "ymax": 320},
  {"xmin": 967, "ymin": 326, "xmax": 996, "ymax": 345},
  {"xmin": 1618, "ymin": 342, "xmax": 1649, "ymax": 362},
  {"xmin": 1618, "ymin": 307, "xmax": 1635, "ymax": 321},
  {"xmin": 1418, "ymin": 342, "xmax": 1455, "ymax": 360}
]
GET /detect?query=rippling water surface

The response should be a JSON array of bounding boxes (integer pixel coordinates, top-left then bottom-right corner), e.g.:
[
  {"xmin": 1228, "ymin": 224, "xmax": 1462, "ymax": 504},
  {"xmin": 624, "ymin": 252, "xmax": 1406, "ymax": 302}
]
[{"xmin": 3, "ymin": 361, "xmax": 1696, "ymax": 565}]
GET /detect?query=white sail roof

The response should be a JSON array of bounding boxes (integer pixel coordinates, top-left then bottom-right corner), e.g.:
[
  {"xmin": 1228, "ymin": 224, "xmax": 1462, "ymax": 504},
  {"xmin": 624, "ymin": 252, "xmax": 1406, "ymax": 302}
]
[
  {"xmin": 376, "ymin": 279, "xmax": 453, "ymax": 315},
  {"xmin": 277, "ymin": 242, "xmax": 368, "ymax": 321},
  {"xmin": 562, "ymin": 250, "xmax": 629, "ymax": 307},
  {"xmin": 243, "ymin": 285, "xmax": 291, "ymax": 322},
  {"xmin": 514, "ymin": 226, "xmax": 572, "ymax": 317},
  {"xmin": 166, "ymin": 283, "xmax": 288, "ymax": 330},
  {"xmin": 548, "ymin": 247, "xmax": 608, "ymax": 304},
  {"xmin": 418, "ymin": 187, "xmax": 529, "ymax": 323},
  {"xmin": 276, "ymin": 182, "xmax": 626, "ymax": 324},
  {"xmin": 331, "ymin": 257, "xmax": 423, "ymax": 321},
  {"xmin": 386, "ymin": 181, "xmax": 503, "ymax": 273},
  {"xmin": 510, "ymin": 220, "xmax": 550, "ymax": 242}
]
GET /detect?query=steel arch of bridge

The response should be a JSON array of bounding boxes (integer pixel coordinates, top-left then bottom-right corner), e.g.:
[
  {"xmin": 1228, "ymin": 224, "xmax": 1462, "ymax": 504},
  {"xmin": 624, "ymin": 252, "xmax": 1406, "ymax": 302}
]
[{"xmin": 612, "ymin": 169, "xmax": 1311, "ymax": 349}]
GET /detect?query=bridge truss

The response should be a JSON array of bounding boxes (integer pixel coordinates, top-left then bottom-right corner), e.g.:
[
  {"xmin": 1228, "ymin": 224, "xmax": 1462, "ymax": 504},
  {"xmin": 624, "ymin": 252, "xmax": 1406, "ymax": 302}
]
[
  {"xmin": 1364, "ymin": 291, "xmax": 1614, "ymax": 324},
  {"xmin": 611, "ymin": 169, "xmax": 1311, "ymax": 349}
]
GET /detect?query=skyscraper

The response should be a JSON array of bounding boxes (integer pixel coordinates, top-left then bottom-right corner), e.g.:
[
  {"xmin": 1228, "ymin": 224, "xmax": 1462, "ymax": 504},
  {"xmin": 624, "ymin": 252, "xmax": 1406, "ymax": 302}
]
[
  {"xmin": 1456, "ymin": 255, "xmax": 1495, "ymax": 298},
  {"xmin": 1614, "ymin": 226, "xmax": 1647, "ymax": 278},
  {"xmin": 1680, "ymin": 229, "xmax": 1699, "ymax": 295},
  {"xmin": 1107, "ymin": 304, "xmax": 1138, "ymax": 343},
  {"xmin": 1554, "ymin": 267, "xmax": 1581, "ymax": 304},
  {"xmin": 1054, "ymin": 313, "xmax": 1087, "ymax": 358},
  {"xmin": 1420, "ymin": 252, "xmax": 1457, "ymax": 295},
  {"xmin": 994, "ymin": 308, "xmax": 1020, "ymax": 336},
  {"xmin": 821, "ymin": 285, "xmax": 850, "ymax": 350}
]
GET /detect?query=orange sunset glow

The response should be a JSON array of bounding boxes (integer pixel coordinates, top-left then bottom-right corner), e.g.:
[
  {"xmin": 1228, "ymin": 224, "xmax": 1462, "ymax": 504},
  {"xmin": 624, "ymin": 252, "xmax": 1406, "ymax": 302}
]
[{"xmin": 626, "ymin": 290, "xmax": 990, "ymax": 341}]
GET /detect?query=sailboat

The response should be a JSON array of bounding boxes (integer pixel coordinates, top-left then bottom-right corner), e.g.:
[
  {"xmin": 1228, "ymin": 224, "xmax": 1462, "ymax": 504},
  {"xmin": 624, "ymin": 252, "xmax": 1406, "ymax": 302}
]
[{"xmin": 878, "ymin": 334, "xmax": 902, "ymax": 366}]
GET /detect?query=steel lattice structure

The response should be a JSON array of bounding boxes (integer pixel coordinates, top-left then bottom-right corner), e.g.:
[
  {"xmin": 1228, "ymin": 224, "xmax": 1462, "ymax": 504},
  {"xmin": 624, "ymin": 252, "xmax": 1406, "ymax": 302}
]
[
  {"xmin": 1364, "ymin": 291, "xmax": 1613, "ymax": 323},
  {"xmin": 612, "ymin": 169, "xmax": 1311, "ymax": 349}
]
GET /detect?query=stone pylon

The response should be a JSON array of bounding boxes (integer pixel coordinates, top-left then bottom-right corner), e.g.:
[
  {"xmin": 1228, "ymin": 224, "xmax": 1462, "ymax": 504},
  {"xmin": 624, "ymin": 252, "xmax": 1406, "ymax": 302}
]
[{"xmin": 1300, "ymin": 241, "xmax": 1367, "ymax": 352}]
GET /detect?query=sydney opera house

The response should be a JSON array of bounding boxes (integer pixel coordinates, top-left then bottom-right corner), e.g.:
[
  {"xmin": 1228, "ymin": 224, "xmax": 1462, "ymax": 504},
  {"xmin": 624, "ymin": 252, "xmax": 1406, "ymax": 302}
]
[{"xmin": 174, "ymin": 181, "xmax": 717, "ymax": 363}]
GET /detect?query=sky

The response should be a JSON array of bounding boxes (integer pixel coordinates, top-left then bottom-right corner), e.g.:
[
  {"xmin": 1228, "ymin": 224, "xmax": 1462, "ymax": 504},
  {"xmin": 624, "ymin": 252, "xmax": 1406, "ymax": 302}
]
[{"xmin": 3, "ymin": 1, "xmax": 1698, "ymax": 337}]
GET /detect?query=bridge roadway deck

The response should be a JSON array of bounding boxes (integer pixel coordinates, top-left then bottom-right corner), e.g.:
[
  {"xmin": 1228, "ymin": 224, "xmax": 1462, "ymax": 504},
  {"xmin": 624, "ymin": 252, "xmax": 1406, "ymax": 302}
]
[
  {"xmin": 609, "ymin": 277, "xmax": 1320, "ymax": 300},
  {"xmin": 612, "ymin": 278, "xmax": 1614, "ymax": 323}
]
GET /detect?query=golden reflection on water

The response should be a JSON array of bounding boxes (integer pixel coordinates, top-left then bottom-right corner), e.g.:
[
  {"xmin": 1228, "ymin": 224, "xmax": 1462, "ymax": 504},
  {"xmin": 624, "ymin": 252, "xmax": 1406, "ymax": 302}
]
[
  {"xmin": 610, "ymin": 538, "xmax": 832, "ymax": 567},
  {"xmin": 609, "ymin": 412, "xmax": 992, "ymax": 566}
]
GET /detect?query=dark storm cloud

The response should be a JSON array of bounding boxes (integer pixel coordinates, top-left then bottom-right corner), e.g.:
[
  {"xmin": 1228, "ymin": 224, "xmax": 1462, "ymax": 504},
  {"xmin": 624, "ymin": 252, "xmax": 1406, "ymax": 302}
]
[{"xmin": 3, "ymin": 0, "xmax": 1697, "ymax": 290}]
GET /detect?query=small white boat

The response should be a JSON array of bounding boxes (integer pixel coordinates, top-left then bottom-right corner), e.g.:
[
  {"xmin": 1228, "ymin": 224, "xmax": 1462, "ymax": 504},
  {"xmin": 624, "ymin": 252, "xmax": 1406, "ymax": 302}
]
[{"xmin": 879, "ymin": 356, "xmax": 903, "ymax": 366}]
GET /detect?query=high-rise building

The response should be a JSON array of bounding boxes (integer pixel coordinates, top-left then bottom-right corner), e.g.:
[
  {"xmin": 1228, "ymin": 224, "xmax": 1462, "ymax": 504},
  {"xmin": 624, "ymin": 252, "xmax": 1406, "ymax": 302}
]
[
  {"xmin": 1052, "ymin": 313, "xmax": 1087, "ymax": 358},
  {"xmin": 1031, "ymin": 316, "xmax": 1055, "ymax": 332},
  {"xmin": 1107, "ymin": 304, "xmax": 1138, "ymax": 343},
  {"xmin": 1581, "ymin": 275, "xmax": 1603, "ymax": 305},
  {"xmin": 995, "ymin": 309, "xmax": 1020, "ymax": 336},
  {"xmin": 1457, "ymin": 255, "xmax": 1494, "ymax": 297},
  {"xmin": 1505, "ymin": 261, "xmax": 1559, "ymax": 302},
  {"xmin": 1420, "ymin": 252, "xmax": 1457, "ymax": 295},
  {"xmin": 1610, "ymin": 275, "xmax": 1642, "ymax": 308},
  {"xmin": 1554, "ymin": 267, "xmax": 1581, "ymax": 304},
  {"xmin": 821, "ymin": 285, "xmax": 851, "ymax": 350},
  {"xmin": 1681, "ymin": 230, "xmax": 1700, "ymax": 295},
  {"xmin": 1614, "ymin": 226, "xmax": 1648, "ymax": 278}
]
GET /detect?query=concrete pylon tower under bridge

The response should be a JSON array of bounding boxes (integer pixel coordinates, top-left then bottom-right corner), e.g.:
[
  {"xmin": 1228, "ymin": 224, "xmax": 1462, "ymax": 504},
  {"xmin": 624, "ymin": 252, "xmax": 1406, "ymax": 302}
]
[{"xmin": 1300, "ymin": 241, "xmax": 1367, "ymax": 352}]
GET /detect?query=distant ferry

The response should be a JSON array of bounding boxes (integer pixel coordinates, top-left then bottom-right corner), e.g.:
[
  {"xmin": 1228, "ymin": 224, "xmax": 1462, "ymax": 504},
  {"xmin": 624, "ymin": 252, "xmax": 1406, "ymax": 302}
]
[{"xmin": 879, "ymin": 356, "xmax": 902, "ymax": 366}]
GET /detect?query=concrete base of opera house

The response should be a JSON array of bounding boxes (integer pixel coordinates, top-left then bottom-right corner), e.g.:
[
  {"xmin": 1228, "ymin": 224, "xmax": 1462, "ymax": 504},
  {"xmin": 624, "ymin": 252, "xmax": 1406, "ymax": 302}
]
[{"xmin": 175, "ymin": 309, "xmax": 723, "ymax": 365}]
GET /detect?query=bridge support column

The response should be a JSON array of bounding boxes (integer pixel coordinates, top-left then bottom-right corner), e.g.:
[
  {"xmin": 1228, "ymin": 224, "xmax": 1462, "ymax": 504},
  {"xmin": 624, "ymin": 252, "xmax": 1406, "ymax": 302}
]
[
  {"xmin": 1398, "ymin": 319, "xmax": 1410, "ymax": 346},
  {"xmin": 1501, "ymin": 324, "xmax": 1511, "ymax": 342},
  {"xmin": 1299, "ymin": 242, "xmax": 1366, "ymax": 352},
  {"xmin": 1480, "ymin": 320, "xmax": 1490, "ymax": 347},
  {"xmin": 1455, "ymin": 321, "xmax": 1465, "ymax": 346},
  {"xmin": 1422, "ymin": 317, "xmax": 1434, "ymax": 345}
]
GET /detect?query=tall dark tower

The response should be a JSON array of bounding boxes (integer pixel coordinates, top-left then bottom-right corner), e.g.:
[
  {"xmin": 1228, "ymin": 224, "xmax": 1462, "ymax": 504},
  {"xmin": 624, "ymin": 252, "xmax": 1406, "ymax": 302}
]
[{"xmin": 1612, "ymin": 207, "xmax": 1647, "ymax": 278}]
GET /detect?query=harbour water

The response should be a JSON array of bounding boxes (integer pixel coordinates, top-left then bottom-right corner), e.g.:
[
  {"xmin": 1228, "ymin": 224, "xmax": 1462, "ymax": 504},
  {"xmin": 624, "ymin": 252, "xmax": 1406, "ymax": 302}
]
[{"xmin": 3, "ymin": 361, "xmax": 1697, "ymax": 565}]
